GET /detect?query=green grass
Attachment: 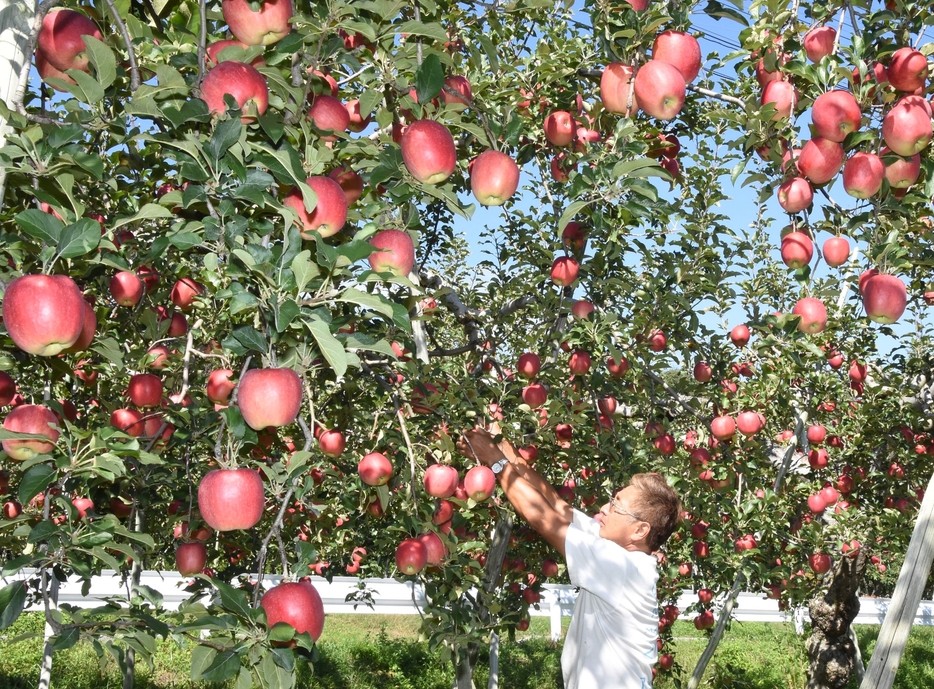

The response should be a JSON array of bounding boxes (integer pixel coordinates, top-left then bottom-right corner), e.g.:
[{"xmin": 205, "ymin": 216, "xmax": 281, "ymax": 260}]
[{"xmin": 2, "ymin": 613, "xmax": 934, "ymax": 688}]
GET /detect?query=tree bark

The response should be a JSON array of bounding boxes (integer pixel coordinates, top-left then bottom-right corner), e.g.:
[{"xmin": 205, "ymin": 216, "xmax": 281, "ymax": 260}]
[{"xmin": 806, "ymin": 551, "xmax": 867, "ymax": 688}]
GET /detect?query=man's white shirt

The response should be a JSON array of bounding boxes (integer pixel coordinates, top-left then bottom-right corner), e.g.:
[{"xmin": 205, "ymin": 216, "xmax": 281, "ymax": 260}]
[{"xmin": 561, "ymin": 509, "xmax": 659, "ymax": 688}]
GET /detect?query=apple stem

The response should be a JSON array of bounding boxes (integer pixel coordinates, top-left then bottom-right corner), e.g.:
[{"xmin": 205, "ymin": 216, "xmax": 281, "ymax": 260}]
[{"xmin": 102, "ymin": 0, "xmax": 140, "ymax": 91}]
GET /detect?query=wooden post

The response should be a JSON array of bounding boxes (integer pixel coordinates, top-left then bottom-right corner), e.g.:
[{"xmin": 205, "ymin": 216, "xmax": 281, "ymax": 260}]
[
  {"xmin": 860, "ymin": 469, "xmax": 934, "ymax": 688},
  {"xmin": 0, "ymin": 0, "xmax": 36, "ymax": 207}
]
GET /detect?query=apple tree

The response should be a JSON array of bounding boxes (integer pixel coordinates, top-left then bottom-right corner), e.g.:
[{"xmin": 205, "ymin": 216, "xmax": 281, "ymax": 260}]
[{"xmin": 0, "ymin": 0, "xmax": 933, "ymax": 688}]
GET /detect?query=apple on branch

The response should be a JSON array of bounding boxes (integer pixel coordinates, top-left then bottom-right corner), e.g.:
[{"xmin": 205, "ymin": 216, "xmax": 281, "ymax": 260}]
[
  {"xmin": 200, "ymin": 61, "xmax": 269, "ymax": 122},
  {"xmin": 221, "ymin": 0, "xmax": 293, "ymax": 46}
]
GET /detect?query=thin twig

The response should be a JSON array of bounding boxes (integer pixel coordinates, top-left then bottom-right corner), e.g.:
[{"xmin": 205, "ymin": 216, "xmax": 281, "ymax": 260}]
[
  {"xmin": 687, "ymin": 84, "xmax": 746, "ymax": 108},
  {"xmin": 197, "ymin": 0, "xmax": 207, "ymax": 85},
  {"xmin": 103, "ymin": 0, "xmax": 140, "ymax": 91},
  {"xmin": 252, "ymin": 482, "xmax": 297, "ymax": 606}
]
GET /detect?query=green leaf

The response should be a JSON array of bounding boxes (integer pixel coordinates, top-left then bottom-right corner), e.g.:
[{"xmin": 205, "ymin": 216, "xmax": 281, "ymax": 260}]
[
  {"xmin": 18, "ymin": 464, "xmax": 56, "ymax": 505},
  {"xmin": 27, "ymin": 520, "xmax": 59, "ymax": 545},
  {"xmin": 91, "ymin": 337, "xmax": 125, "ymax": 367},
  {"xmin": 271, "ymin": 647, "xmax": 295, "ymax": 672},
  {"xmin": 83, "ymin": 35, "xmax": 116, "ymax": 89},
  {"xmin": 235, "ymin": 667, "xmax": 253, "ymax": 689},
  {"xmin": 57, "ymin": 218, "xmax": 101, "ymax": 259},
  {"xmin": 190, "ymin": 645, "xmax": 217, "ymax": 681},
  {"xmin": 51, "ymin": 627, "xmax": 80, "ymax": 652},
  {"xmin": 113, "ymin": 204, "xmax": 174, "ymax": 229},
  {"xmin": 16, "ymin": 209, "xmax": 63, "ymax": 245},
  {"xmin": 66, "ymin": 68, "xmax": 105, "ymax": 103},
  {"xmin": 306, "ymin": 319, "xmax": 348, "ymax": 378},
  {"xmin": 274, "ymin": 300, "xmax": 300, "ymax": 332},
  {"xmin": 339, "ymin": 289, "xmax": 396, "ymax": 319},
  {"xmin": 0, "ymin": 580, "xmax": 27, "ymax": 630},
  {"xmin": 394, "ymin": 20, "xmax": 448, "ymax": 42},
  {"xmin": 214, "ymin": 579, "xmax": 253, "ymax": 621},
  {"xmin": 231, "ymin": 326, "xmax": 268, "ymax": 354},
  {"xmin": 268, "ymin": 622, "xmax": 296, "ymax": 643},
  {"xmin": 206, "ymin": 118, "xmax": 242, "ymax": 161},
  {"xmin": 2, "ymin": 555, "xmax": 34, "ymax": 577},
  {"xmin": 415, "ymin": 53, "xmax": 444, "ymax": 105},
  {"xmin": 557, "ymin": 200, "xmax": 589, "ymax": 232},
  {"xmin": 611, "ymin": 158, "xmax": 666, "ymax": 179},
  {"xmin": 202, "ymin": 649, "xmax": 241, "ymax": 681}
]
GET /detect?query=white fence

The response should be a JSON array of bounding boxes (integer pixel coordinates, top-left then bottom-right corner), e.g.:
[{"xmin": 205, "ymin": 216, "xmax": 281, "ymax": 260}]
[{"xmin": 7, "ymin": 570, "xmax": 934, "ymax": 641}]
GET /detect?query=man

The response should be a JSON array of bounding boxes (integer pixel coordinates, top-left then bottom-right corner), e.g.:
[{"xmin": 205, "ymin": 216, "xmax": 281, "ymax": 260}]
[{"xmin": 457, "ymin": 427, "xmax": 681, "ymax": 688}]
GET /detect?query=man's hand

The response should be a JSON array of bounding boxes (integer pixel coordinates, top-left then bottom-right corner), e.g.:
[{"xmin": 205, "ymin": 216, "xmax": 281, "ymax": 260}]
[{"xmin": 456, "ymin": 428, "xmax": 502, "ymax": 468}]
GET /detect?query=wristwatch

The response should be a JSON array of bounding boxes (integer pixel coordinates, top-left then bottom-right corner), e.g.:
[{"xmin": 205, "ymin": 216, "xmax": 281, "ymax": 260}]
[{"xmin": 491, "ymin": 458, "xmax": 509, "ymax": 475}]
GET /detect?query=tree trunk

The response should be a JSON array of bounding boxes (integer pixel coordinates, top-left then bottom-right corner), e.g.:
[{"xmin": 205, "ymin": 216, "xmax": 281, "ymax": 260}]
[
  {"xmin": 452, "ymin": 514, "xmax": 513, "ymax": 689},
  {"xmin": 806, "ymin": 550, "xmax": 867, "ymax": 688}
]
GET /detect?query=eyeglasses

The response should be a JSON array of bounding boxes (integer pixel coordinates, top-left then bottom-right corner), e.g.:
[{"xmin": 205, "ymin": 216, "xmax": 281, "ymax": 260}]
[{"xmin": 610, "ymin": 498, "xmax": 644, "ymax": 522}]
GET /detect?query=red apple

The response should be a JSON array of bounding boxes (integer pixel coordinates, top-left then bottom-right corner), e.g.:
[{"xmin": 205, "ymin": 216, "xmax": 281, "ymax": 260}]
[
  {"xmin": 881, "ymin": 147, "xmax": 921, "ymax": 189},
  {"xmin": 36, "ymin": 9, "xmax": 102, "ymax": 73},
  {"xmin": 730, "ymin": 324, "xmax": 750, "ymax": 346},
  {"xmin": 221, "ymin": 0, "xmax": 292, "ymax": 46},
  {"xmin": 736, "ymin": 411, "xmax": 762, "ymax": 436},
  {"xmin": 522, "ymin": 383, "xmax": 547, "ymax": 408},
  {"xmin": 780, "ymin": 231, "xmax": 814, "ymax": 269},
  {"xmin": 72, "ymin": 496, "xmax": 93, "ymax": 519},
  {"xmin": 395, "ymin": 538, "xmax": 428, "ymax": 575},
  {"xmin": 424, "ymin": 464, "xmax": 459, "ymax": 498},
  {"xmin": 176, "ymin": 542, "xmax": 208, "ymax": 576},
  {"xmin": 803, "ymin": 26, "xmax": 836, "ymax": 62},
  {"xmin": 569, "ymin": 349, "xmax": 591, "ymax": 375},
  {"xmin": 329, "ymin": 167, "xmax": 364, "ymax": 205},
  {"xmin": 761, "ymin": 80, "xmax": 796, "ymax": 121},
  {"xmin": 200, "ymin": 60, "xmax": 269, "ymax": 122},
  {"xmin": 170, "ymin": 278, "xmax": 203, "ymax": 311},
  {"xmin": 652, "ymin": 31, "xmax": 701, "ymax": 83},
  {"xmin": 809, "ymin": 553, "xmax": 832, "ymax": 574},
  {"xmin": 777, "ymin": 177, "xmax": 813, "ymax": 213},
  {"xmin": 808, "ymin": 448, "xmax": 829, "ymax": 470},
  {"xmin": 607, "ymin": 356, "xmax": 629, "ymax": 377},
  {"xmin": 400, "ymin": 120, "xmax": 457, "ymax": 184},
  {"xmin": 307, "ymin": 95, "xmax": 350, "ymax": 139},
  {"xmin": 2, "ymin": 274, "xmax": 86, "ymax": 356},
  {"xmin": 888, "ymin": 47, "xmax": 928, "ymax": 92},
  {"xmin": 358, "ymin": 452, "xmax": 393, "ymax": 486},
  {"xmin": 2, "ymin": 405, "xmax": 60, "ymax": 460},
  {"xmin": 470, "ymin": 150, "xmax": 520, "ymax": 206},
  {"xmin": 206, "ymin": 369, "xmax": 236, "ymax": 404},
  {"xmin": 793, "ymin": 297, "xmax": 828, "ymax": 334},
  {"xmin": 648, "ymin": 330, "xmax": 666, "ymax": 352},
  {"xmin": 283, "ymin": 175, "xmax": 348, "ymax": 239},
  {"xmin": 862, "ymin": 273, "xmax": 907, "ymax": 324},
  {"xmin": 797, "ymin": 137, "xmax": 845, "ymax": 185},
  {"xmin": 543, "ymin": 110, "xmax": 575, "ymax": 146},
  {"xmin": 807, "ymin": 424, "xmax": 827, "ymax": 444},
  {"xmin": 198, "ymin": 467, "xmax": 264, "ymax": 530},
  {"xmin": 697, "ymin": 588, "xmax": 714, "ymax": 604},
  {"xmin": 0, "ymin": 372, "xmax": 15, "ymax": 406},
  {"xmin": 882, "ymin": 95, "xmax": 933, "ymax": 157},
  {"xmin": 634, "ymin": 60, "xmax": 686, "ymax": 120},
  {"xmin": 694, "ymin": 610, "xmax": 715, "ymax": 630},
  {"xmin": 711, "ymin": 415, "xmax": 735, "ymax": 440},
  {"xmin": 318, "ymin": 429, "xmax": 345, "ymax": 458},
  {"xmin": 260, "ymin": 581, "xmax": 325, "ymax": 642},
  {"xmin": 110, "ymin": 271, "xmax": 144, "ymax": 307},
  {"xmin": 368, "ymin": 229, "xmax": 415, "ymax": 276},
  {"xmin": 64, "ymin": 300, "xmax": 96, "ymax": 354},
  {"xmin": 693, "ymin": 361, "xmax": 712, "ymax": 382},
  {"xmin": 571, "ymin": 299, "xmax": 594, "ymax": 320},
  {"xmin": 237, "ymin": 368, "xmax": 303, "ymax": 430},
  {"xmin": 550, "ymin": 256, "xmax": 579, "ymax": 286},
  {"xmin": 822, "ymin": 236, "xmax": 850, "ymax": 267},
  {"xmin": 110, "ymin": 408, "xmax": 144, "ymax": 436},
  {"xmin": 600, "ymin": 63, "xmax": 638, "ymax": 116},
  {"xmin": 343, "ymin": 99, "xmax": 371, "ymax": 133},
  {"xmin": 842, "ymin": 152, "xmax": 884, "ymax": 198},
  {"xmin": 516, "ymin": 353, "xmax": 541, "ymax": 379},
  {"xmin": 418, "ymin": 531, "xmax": 447, "ymax": 566},
  {"xmin": 128, "ymin": 373, "xmax": 163, "ymax": 408},
  {"xmin": 442, "ymin": 75, "xmax": 472, "ymax": 109},
  {"xmin": 464, "ymin": 465, "xmax": 496, "ymax": 501},
  {"xmin": 812, "ymin": 90, "xmax": 861, "ymax": 143}
]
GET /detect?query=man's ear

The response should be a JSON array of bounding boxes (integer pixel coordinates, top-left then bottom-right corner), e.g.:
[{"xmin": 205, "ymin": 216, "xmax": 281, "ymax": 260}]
[{"xmin": 632, "ymin": 520, "xmax": 652, "ymax": 545}]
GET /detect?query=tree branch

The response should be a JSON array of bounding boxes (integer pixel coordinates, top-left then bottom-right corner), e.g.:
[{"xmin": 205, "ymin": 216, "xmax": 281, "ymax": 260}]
[{"xmin": 103, "ymin": 0, "xmax": 140, "ymax": 91}]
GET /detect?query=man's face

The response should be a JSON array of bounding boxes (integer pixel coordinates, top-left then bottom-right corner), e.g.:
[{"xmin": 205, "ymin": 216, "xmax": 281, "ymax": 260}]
[{"xmin": 596, "ymin": 485, "xmax": 649, "ymax": 548}]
